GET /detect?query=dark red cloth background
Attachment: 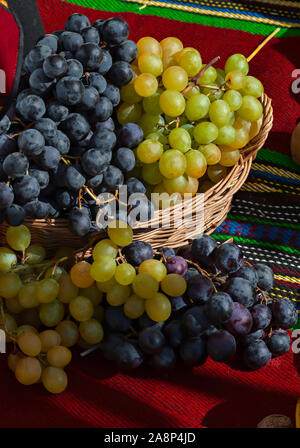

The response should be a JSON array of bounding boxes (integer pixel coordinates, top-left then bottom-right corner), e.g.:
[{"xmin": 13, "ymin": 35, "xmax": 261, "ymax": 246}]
[
  {"xmin": 0, "ymin": 0, "xmax": 299, "ymax": 428},
  {"xmin": 0, "ymin": 5, "xmax": 20, "ymax": 108}
]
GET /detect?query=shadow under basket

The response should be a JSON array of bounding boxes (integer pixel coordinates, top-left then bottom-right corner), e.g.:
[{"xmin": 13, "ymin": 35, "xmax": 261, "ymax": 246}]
[{"xmin": 0, "ymin": 94, "xmax": 273, "ymax": 253}]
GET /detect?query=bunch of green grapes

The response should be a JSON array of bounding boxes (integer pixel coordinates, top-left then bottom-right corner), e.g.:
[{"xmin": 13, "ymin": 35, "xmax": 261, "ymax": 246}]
[
  {"xmin": 0, "ymin": 222, "xmax": 189, "ymax": 391},
  {"xmin": 0, "ymin": 225, "xmax": 104, "ymax": 393},
  {"xmin": 119, "ymin": 37, "xmax": 264, "ymax": 200}
]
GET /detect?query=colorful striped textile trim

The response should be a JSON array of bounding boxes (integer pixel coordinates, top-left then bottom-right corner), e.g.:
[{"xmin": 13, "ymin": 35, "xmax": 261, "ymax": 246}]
[
  {"xmin": 124, "ymin": 0, "xmax": 300, "ymax": 27},
  {"xmin": 212, "ymin": 148, "xmax": 300, "ymax": 321},
  {"xmin": 62, "ymin": 0, "xmax": 300, "ymax": 35}
]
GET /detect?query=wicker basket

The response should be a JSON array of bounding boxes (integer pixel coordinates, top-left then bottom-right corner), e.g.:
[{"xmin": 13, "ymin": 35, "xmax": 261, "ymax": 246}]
[{"xmin": 0, "ymin": 94, "xmax": 273, "ymax": 252}]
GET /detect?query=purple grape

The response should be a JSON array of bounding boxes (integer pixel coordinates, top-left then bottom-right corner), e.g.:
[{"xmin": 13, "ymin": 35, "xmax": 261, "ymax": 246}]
[
  {"xmin": 205, "ymin": 292, "xmax": 234, "ymax": 325},
  {"xmin": 182, "ymin": 306, "xmax": 210, "ymax": 336},
  {"xmin": 163, "ymin": 319, "xmax": 184, "ymax": 348},
  {"xmin": 224, "ymin": 302, "xmax": 253, "ymax": 336},
  {"xmin": 186, "ymin": 274, "xmax": 214, "ymax": 305},
  {"xmin": 213, "ymin": 243, "xmax": 243, "ymax": 274},
  {"xmin": 166, "ymin": 256, "xmax": 188, "ymax": 276},
  {"xmin": 271, "ymin": 300, "xmax": 298, "ymax": 329},
  {"xmin": 266, "ymin": 329, "xmax": 290, "ymax": 356},
  {"xmin": 250, "ymin": 304, "xmax": 272, "ymax": 331},
  {"xmin": 207, "ymin": 330, "xmax": 236, "ymax": 362},
  {"xmin": 223, "ymin": 277, "xmax": 255, "ymax": 308},
  {"xmin": 231, "ymin": 264, "xmax": 258, "ymax": 288},
  {"xmin": 243, "ymin": 340, "xmax": 271, "ymax": 370},
  {"xmin": 255, "ymin": 263, "xmax": 274, "ymax": 291},
  {"xmin": 151, "ymin": 346, "xmax": 176, "ymax": 370},
  {"xmin": 239, "ymin": 329, "xmax": 265, "ymax": 347},
  {"xmin": 191, "ymin": 235, "xmax": 217, "ymax": 269},
  {"xmin": 179, "ymin": 337, "xmax": 207, "ymax": 366}
]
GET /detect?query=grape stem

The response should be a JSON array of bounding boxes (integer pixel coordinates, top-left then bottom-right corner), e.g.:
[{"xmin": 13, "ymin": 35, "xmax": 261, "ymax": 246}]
[
  {"xmin": 181, "ymin": 56, "xmax": 221, "ymax": 95},
  {"xmin": 80, "ymin": 343, "xmax": 102, "ymax": 357}
]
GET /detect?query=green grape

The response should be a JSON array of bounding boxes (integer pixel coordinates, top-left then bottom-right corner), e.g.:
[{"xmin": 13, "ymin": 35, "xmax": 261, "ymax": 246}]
[
  {"xmin": 93, "ymin": 239, "xmax": 118, "ymax": 260},
  {"xmin": 241, "ymin": 76, "xmax": 264, "ymax": 98},
  {"xmin": 225, "ymin": 70, "xmax": 246, "ymax": 90},
  {"xmin": 223, "ymin": 90, "xmax": 243, "ymax": 111},
  {"xmin": 162, "ymin": 52, "xmax": 177, "ymax": 70},
  {"xmin": 0, "ymin": 247, "xmax": 17, "ymax": 273},
  {"xmin": 162, "ymin": 66, "xmax": 188, "ymax": 91},
  {"xmin": 17, "ymin": 324, "xmax": 39, "ymax": 336},
  {"xmin": 146, "ymin": 132, "xmax": 168, "ymax": 146},
  {"xmin": 36, "ymin": 278, "xmax": 59, "ymax": 304},
  {"xmin": 145, "ymin": 292, "xmax": 171, "ymax": 322},
  {"xmin": 184, "ymin": 85, "xmax": 200, "ymax": 99},
  {"xmin": 57, "ymin": 273, "xmax": 78, "ymax": 304},
  {"xmin": 15, "ymin": 357, "xmax": 42, "ymax": 386},
  {"xmin": 198, "ymin": 179, "xmax": 215, "ymax": 192},
  {"xmin": 228, "ymin": 111, "xmax": 236, "ymax": 125},
  {"xmin": 179, "ymin": 49, "xmax": 202, "ymax": 76},
  {"xmin": 0, "ymin": 272, "xmax": 22, "ymax": 299},
  {"xmin": 185, "ymin": 150, "xmax": 207, "ymax": 178},
  {"xmin": 40, "ymin": 299, "xmax": 64, "ymax": 327},
  {"xmin": 201, "ymin": 84, "xmax": 223, "ymax": 102},
  {"xmin": 220, "ymin": 148, "xmax": 240, "ymax": 167},
  {"xmin": 143, "ymin": 90, "xmax": 163, "ymax": 115},
  {"xmin": 41, "ymin": 366, "xmax": 67, "ymax": 394},
  {"xmin": 79, "ymin": 318, "xmax": 104, "ymax": 345},
  {"xmin": 138, "ymin": 113, "xmax": 164, "ymax": 136},
  {"xmin": 54, "ymin": 247, "xmax": 74, "ymax": 261},
  {"xmin": 209, "ymin": 100, "xmax": 231, "ymax": 127},
  {"xmin": 17, "ymin": 331, "xmax": 41, "ymax": 357},
  {"xmin": 180, "ymin": 123, "xmax": 194, "ymax": 137},
  {"xmin": 25, "ymin": 245, "xmax": 46, "ymax": 265},
  {"xmin": 1, "ymin": 312, "xmax": 17, "ymax": 342},
  {"xmin": 47, "ymin": 345, "xmax": 72, "ymax": 368},
  {"xmin": 137, "ymin": 139, "xmax": 163, "ymax": 163},
  {"xmin": 159, "ymin": 149, "xmax": 187, "ymax": 179},
  {"xmin": 6, "ymin": 225, "xmax": 31, "ymax": 252},
  {"xmin": 237, "ymin": 95, "xmax": 263, "ymax": 122},
  {"xmin": 5, "ymin": 296, "xmax": 24, "ymax": 314},
  {"xmin": 79, "ymin": 284, "xmax": 103, "ymax": 307},
  {"xmin": 124, "ymin": 294, "xmax": 145, "ymax": 319},
  {"xmin": 56, "ymin": 320, "xmax": 79, "ymax": 347},
  {"xmin": 115, "ymin": 263, "xmax": 136, "ymax": 286},
  {"xmin": 39, "ymin": 330, "xmax": 61, "ymax": 352},
  {"xmin": 18, "ymin": 282, "xmax": 39, "ymax": 308},
  {"xmin": 164, "ymin": 114, "xmax": 188, "ymax": 129},
  {"xmin": 90, "ymin": 257, "xmax": 116, "ymax": 282},
  {"xmin": 69, "ymin": 296, "xmax": 93, "ymax": 322},
  {"xmin": 160, "ymin": 37, "xmax": 182, "ymax": 57},
  {"xmin": 197, "ymin": 65, "xmax": 217, "ymax": 85},
  {"xmin": 198, "ymin": 143, "xmax": 221, "ymax": 165},
  {"xmin": 159, "ymin": 90, "xmax": 186, "ymax": 117},
  {"xmin": 161, "ymin": 273, "xmax": 187, "ymax": 296},
  {"xmin": 152, "ymin": 187, "xmax": 182, "ymax": 209},
  {"xmin": 194, "ymin": 122, "xmax": 219, "ymax": 144},
  {"xmin": 142, "ymin": 162, "xmax": 163, "ymax": 185},
  {"xmin": 96, "ymin": 277, "xmax": 117, "ymax": 293},
  {"xmin": 93, "ymin": 305, "xmax": 104, "ymax": 323},
  {"xmin": 134, "ymin": 73, "xmax": 158, "ymax": 97},
  {"xmin": 168, "ymin": 127, "xmax": 191, "ymax": 153},
  {"xmin": 214, "ymin": 125, "xmax": 236, "ymax": 146},
  {"xmin": 117, "ymin": 102, "xmax": 142, "ymax": 125},
  {"xmin": 107, "ymin": 220, "xmax": 133, "ymax": 247},
  {"xmin": 139, "ymin": 259, "xmax": 167, "ymax": 282},
  {"xmin": 70, "ymin": 261, "xmax": 94, "ymax": 289},
  {"xmin": 215, "ymin": 68, "xmax": 225, "ymax": 86},
  {"xmin": 185, "ymin": 93, "xmax": 210, "ymax": 122},
  {"xmin": 138, "ymin": 52, "xmax": 163, "ymax": 77},
  {"xmin": 207, "ymin": 164, "xmax": 228, "ymax": 183},
  {"xmin": 107, "ymin": 284, "xmax": 131, "ymax": 306},
  {"xmin": 137, "ymin": 36, "xmax": 162, "ymax": 57},
  {"xmin": 120, "ymin": 80, "xmax": 142, "ymax": 104},
  {"xmin": 44, "ymin": 266, "xmax": 66, "ymax": 281},
  {"xmin": 163, "ymin": 175, "xmax": 188, "ymax": 194},
  {"xmin": 132, "ymin": 273, "xmax": 159, "ymax": 299},
  {"xmin": 225, "ymin": 53, "xmax": 249, "ymax": 75},
  {"xmin": 225, "ymin": 125, "xmax": 249, "ymax": 149}
]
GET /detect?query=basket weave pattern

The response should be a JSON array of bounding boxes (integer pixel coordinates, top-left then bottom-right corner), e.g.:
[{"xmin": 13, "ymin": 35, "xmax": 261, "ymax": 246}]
[{"xmin": 0, "ymin": 94, "xmax": 273, "ymax": 252}]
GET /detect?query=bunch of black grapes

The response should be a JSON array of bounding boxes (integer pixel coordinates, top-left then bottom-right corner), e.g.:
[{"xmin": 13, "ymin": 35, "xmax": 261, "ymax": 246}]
[
  {"xmin": 100, "ymin": 237, "xmax": 297, "ymax": 371},
  {"xmin": 0, "ymin": 13, "xmax": 147, "ymax": 236}
]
